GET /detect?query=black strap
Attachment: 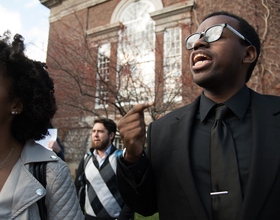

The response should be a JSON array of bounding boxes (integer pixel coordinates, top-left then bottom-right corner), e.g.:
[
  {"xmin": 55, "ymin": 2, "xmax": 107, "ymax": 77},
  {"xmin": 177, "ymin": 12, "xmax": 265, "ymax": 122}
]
[
  {"xmin": 77, "ymin": 154, "xmax": 92, "ymax": 212},
  {"xmin": 33, "ymin": 162, "xmax": 47, "ymax": 220},
  {"xmin": 83, "ymin": 153, "xmax": 92, "ymax": 170}
]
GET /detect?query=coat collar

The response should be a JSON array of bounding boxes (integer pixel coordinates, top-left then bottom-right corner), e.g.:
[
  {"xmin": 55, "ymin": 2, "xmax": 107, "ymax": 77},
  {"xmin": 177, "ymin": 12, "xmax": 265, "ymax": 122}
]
[
  {"xmin": 0, "ymin": 140, "xmax": 56, "ymax": 219},
  {"xmin": 21, "ymin": 140, "xmax": 59, "ymax": 164}
]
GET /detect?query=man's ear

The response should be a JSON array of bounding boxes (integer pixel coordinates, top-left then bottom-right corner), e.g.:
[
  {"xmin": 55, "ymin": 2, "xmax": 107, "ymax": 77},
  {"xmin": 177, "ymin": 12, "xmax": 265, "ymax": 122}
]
[
  {"xmin": 11, "ymin": 98, "xmax": 23, "ymax": 115},
  {"xmin": 243, "ymin": 45, "xmax": 257, "ymax": 64},
  {"xmin": 109, "ymin": 132, "xmax": 115, "ymax": 141}
]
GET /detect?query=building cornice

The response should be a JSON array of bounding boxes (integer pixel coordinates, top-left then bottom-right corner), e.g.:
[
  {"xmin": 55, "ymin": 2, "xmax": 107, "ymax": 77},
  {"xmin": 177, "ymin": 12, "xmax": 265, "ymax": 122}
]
[
  {"xmin": 42, "ymin": 0, "xmax": 110, "ymax": 23},
  {"xmin": 150, "ymin": 1, "xmax": 194, "ymax": 33},
  {"xmin": 87, "ymin": 22, "xmax": 120, "ymax": 44},
  {"xmin": 87, "ymin": 22, "xmax": 120, "ymax": 37},
  {"xmin": 40, "ymin": 0, "xmax": 62, "ymax": 8},
  {"xmin": 86, "ymin": 1, "xmax": 194, "ymax": 42}
]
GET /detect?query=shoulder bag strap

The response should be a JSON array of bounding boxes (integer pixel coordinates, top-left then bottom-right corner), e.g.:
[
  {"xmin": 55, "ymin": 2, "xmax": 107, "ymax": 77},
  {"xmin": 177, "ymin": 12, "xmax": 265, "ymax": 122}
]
[{"xmin": 33, "ymin": 162, "xmax": 47, "ymax": 220}]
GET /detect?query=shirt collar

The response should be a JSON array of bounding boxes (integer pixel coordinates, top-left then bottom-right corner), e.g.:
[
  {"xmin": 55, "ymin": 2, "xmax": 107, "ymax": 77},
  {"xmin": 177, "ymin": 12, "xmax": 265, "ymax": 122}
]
[
  {"xmin": 199, "ymin": 93, "xmax": 216, "ymax": 123},
  {"xmin": 200, "ymin": 85, "xmax": 250, "ymax": 122},
  {"xmin": 93, "ymin": 144, "xmax": 112, "ymax": 159},
  {"xmin": 224, "ymin": 85, "xmax": 250, "ymax": 121}
]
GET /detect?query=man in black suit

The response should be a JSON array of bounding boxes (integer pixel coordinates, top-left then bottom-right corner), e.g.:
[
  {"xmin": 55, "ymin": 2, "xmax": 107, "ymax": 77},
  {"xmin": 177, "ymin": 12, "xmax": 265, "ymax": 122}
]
[{"xmin": 116, "ymin": 11, "xmax": 280, "ymax": 220}]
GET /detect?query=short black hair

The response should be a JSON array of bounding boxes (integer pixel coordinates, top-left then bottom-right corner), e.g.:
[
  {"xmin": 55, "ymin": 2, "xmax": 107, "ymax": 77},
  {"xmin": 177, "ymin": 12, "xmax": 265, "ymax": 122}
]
[
  {"xmin": 203, "ymin": 11, "xmax": 260, "ymax": 82},
  {"xmin": 93, "ymin": 118, "xmax": 117, "ymax": 142},
  {"xmin": 0, "ymin": 31, "xmax": 57, "ymax": 144}
]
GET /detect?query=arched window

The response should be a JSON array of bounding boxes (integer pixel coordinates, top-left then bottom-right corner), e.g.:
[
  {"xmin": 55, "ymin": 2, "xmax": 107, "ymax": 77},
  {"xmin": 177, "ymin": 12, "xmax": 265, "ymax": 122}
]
[{"xmin": 117, "ymin": 0, "xmax": 155, "ymax": 104}]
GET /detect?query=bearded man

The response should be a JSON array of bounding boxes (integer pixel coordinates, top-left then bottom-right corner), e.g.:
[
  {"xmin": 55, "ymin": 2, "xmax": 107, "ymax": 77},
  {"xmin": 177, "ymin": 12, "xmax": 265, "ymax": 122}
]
[{"xmin": 75, "ymin": 118, "xmax": 134, "ymax": 220}]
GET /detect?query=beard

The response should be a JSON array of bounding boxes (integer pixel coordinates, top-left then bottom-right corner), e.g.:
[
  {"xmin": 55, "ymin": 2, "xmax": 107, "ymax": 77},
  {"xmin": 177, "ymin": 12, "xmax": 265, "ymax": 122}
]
[{"xmin": 90, "ymin": 137, "xmax": 110, "ymax": 151}]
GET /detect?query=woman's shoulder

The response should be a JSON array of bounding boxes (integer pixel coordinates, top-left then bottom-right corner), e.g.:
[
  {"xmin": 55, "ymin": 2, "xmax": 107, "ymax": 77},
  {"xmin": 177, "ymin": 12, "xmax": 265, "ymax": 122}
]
[
  {"xmin": 22, "ymin": 140, "xmax": 60, "ymax": 163},
  {"xmin": 21, "ymin": 140, "xmax": 70, "ymax": 178},
  {"xmin": 46, "ymin": 156, "xmax": 70, "ymax": 178}
]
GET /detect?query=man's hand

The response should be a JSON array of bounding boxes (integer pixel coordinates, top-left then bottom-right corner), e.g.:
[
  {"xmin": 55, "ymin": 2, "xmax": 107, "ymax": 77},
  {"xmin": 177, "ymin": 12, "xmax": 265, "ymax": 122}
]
[
  {"xmin": 118, "ymin": 102, "xmax": 153, "ymax": 164},
  {"xmin": 48, "ymin": 140, "xmax": 61, "ymax": 153}
]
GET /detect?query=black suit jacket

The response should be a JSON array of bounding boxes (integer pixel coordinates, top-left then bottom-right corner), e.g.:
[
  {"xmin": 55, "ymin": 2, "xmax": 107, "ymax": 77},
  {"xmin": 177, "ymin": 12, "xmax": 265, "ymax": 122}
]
[{"xmin": 117, "ymin": 89, "xmax": 280, "ymax": 220}]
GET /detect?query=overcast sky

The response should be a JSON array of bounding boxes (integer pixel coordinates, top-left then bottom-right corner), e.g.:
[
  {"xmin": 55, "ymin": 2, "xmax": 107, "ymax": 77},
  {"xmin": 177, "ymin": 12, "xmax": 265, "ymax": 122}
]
[{"xmin": 0, "ymin": 0, "xmax": 50, "ymax": 62}]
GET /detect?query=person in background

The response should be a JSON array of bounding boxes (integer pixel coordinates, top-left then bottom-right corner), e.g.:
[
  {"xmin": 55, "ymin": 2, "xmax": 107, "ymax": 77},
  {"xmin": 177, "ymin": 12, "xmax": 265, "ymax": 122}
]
[
  {"xmin": 47, "ymin": 127, "xmax": 66, "ymax": 161},
  {"xmin": 75, "ymin": 118, "xmax": 134, "ymax": 220},
  {"xmin": 0, "ymin": 31, "xmax": 84, "ymax": 219},
  {"xmin": 48, "ymin": 124, "xmax": 65, "ymax": 161},
  {"xmin": 48, "ymin": 137, "xmax": 65, "ymax": 161},
  {"xmin": 116, "ymin": 11, "xmax": 280, "ymax": 220}
]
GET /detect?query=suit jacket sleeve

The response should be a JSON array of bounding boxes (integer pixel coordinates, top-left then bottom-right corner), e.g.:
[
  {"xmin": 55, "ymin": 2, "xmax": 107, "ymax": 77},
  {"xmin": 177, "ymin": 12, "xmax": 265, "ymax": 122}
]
[{"xmin": 117, "ymin": 123, "xmax": 158, "ymax": 216}]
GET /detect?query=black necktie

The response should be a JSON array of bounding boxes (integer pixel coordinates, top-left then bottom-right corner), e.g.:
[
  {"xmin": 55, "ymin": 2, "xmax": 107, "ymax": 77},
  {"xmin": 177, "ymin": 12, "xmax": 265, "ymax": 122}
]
[{"xmin": 210, "ymin": 104, "xmax": 242, "ymax": 220}]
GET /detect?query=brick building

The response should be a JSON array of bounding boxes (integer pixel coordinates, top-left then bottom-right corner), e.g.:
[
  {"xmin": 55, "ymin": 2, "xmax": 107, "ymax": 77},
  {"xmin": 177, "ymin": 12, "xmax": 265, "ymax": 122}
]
[{"xmin": 40, "ymin": 0, "xmax": 280, "ymax": 166}]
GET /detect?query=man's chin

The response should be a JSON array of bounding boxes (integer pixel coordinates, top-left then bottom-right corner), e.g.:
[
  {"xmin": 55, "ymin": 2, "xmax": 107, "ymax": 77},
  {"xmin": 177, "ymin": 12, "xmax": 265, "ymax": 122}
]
[
  {"xmin": 192, "ymin": 73, "xmax": 216, "ymax": 89},
  {"xmin": 92, "ymin": 144, "xmax": 108, "ymax": 151},
  {"xmin": 92, "ymin": 145, "xmax": 101, "ymax": 150}
]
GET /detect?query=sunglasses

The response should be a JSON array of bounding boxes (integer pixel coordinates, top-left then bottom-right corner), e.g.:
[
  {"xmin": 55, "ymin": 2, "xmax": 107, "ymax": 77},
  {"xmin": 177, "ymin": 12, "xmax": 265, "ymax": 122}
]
[{"xmin": 185, "ymin": 23, "xmax": 252, "ymax": 50}]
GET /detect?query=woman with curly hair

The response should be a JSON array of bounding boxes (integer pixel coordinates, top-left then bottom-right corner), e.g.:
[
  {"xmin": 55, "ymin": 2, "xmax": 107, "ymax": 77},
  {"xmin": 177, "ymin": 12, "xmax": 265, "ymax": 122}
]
[{"xmin": 0, "ymin": 32, "xmax": 84, "ymax": 220}]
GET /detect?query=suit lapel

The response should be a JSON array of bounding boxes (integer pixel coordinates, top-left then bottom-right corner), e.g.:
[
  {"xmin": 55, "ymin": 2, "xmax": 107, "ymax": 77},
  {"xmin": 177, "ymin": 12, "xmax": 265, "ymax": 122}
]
[
  {"xmin": 239, "ymin": 90, "xmax": 280, "ymax": 219},
  {"xmin": 171, "ymin": 97, "xmax": 209, "ymax": 220}
]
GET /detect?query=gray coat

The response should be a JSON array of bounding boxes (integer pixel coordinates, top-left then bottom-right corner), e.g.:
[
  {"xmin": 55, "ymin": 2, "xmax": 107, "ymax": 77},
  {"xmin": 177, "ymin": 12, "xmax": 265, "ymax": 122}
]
[{"xmin": 0, "ymin": 140, "xmax": 84, "ymax": 220}]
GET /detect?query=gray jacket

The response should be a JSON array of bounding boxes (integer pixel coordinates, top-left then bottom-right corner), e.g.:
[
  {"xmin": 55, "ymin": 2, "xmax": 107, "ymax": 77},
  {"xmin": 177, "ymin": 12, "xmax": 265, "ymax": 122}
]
[{"xmin": 0, "ymin": 140, "xmax": 84, "ymax": 220}]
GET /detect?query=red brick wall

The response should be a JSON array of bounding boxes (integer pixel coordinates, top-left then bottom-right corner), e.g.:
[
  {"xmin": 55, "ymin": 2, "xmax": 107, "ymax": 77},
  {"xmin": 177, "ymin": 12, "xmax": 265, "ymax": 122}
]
[
  {"xmin": 88, "ymin": 0, "xmax": 119, "ymax": 30},
  {"xmin": 45, "ymin": 0, "xmax": 280, "ymax": 162}
]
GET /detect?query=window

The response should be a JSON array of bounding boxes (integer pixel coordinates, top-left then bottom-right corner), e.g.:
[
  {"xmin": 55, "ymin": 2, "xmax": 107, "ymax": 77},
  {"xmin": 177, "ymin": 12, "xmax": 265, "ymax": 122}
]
[
  {"xmin": 96, "ymin": 43, "xmax": 110, "ymax": 108},
  {"xmin": 117, "ymin": 0, "xmax": 155, "ymax": 104},
  {"xmin": 164, "ymin": 27, "xmax": 182, "ymax": 102},
  {"xmin": 114, "ymin": 136, "xmax": 124, "ymax": 150}
]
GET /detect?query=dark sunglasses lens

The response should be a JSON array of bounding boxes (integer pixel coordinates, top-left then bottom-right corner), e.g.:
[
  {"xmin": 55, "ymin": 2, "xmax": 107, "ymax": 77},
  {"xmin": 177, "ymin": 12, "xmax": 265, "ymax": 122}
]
[
  {"xmin": 205, "ymin": 25, "xmax": 224, "ymax": 43},
  {"xmin": 186, "ymin": 33, "xmax": 200, "ymax": 50}
]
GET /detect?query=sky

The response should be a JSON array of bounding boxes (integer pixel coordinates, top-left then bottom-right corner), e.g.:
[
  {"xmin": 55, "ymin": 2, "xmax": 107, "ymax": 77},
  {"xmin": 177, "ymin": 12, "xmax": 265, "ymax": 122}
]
[{"xmin": 0, "ymin": 0, "xmax": 50, "ymax": 62}]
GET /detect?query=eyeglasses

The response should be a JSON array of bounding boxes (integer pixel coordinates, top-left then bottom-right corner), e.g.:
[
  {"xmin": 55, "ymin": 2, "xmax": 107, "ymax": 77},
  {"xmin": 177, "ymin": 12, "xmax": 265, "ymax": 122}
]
[{"xmin": 185, "ymin": 23, "xmax": 252, "ymax": 50}]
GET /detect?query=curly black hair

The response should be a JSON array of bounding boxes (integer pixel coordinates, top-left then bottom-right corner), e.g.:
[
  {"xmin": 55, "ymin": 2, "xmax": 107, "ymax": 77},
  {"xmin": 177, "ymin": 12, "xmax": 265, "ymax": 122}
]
[
  {"xmin": 0, "ymin": 31, "xmax": 57, "ymax": 144},
  {"xmin": 203, "ymin": 11, "xmax": 261, "ymax": 83}
]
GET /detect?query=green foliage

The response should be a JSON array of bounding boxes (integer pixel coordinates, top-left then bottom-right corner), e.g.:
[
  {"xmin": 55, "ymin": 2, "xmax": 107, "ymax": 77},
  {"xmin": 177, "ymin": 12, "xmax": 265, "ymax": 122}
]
[{"xmin": 134, "ymin": 212, "xmax": 159, "ymax": 220}]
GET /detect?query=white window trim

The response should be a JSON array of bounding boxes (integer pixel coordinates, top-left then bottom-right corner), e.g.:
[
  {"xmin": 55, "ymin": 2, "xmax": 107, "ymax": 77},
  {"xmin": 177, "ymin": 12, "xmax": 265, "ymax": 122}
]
[
  {"xmin": 95, "ymin": 43, "xmax": 111, "ymax": 109},
  {"xmin": 111, "ymin": 0, "xmax": 163, "ymax": 24}
]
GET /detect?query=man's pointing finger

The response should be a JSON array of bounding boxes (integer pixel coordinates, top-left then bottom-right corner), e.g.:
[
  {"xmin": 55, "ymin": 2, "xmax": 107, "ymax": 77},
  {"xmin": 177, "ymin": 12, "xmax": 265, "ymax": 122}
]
[{"xmin": 125, "ymin": 102, "xmax": 154, "ymax": 117}]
